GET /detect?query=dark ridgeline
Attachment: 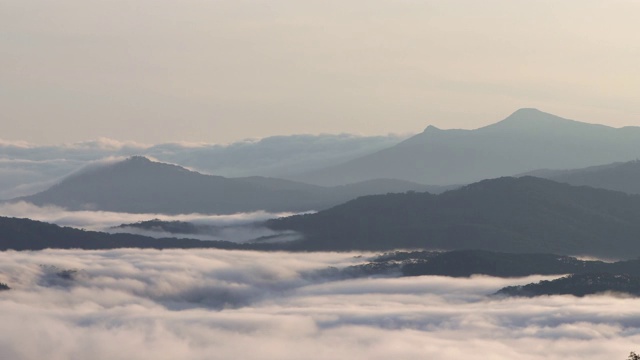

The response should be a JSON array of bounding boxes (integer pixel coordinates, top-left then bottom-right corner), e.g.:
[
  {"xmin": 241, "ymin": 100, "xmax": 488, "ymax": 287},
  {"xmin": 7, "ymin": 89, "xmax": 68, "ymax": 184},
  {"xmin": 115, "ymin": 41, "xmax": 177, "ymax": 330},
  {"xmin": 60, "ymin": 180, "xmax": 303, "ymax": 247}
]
[
  {"xmin": 114, "ymin": 219, "xmax": 205, "ymax": 235},
  {"xmin": 293, "ymin": 108, "xmax": 640, "ymax": 186},
  {"xmin": 8, "ymin": 173, "xmax": 640, "ymax": 259},
  {"xmin": 13, "ymin": 156, "xmax": 446, "ymax": 215},
  {"xmin": 344, "ymin": 250, "xmax": 640, "ymax": 278},
  {"xmin": 267, "ymin": 176, "xmax": 640, "ymax": 259},
  {"xmin": 332, "ymin": 250, "xmax": 640, "ymax": 298},
  {"xmin": 0, "ymin": 216, "xmax": 248, "ymax": 251},
  {"xmin": 496, "ymin": 273, "xmax": 640, "ymax": 297}
]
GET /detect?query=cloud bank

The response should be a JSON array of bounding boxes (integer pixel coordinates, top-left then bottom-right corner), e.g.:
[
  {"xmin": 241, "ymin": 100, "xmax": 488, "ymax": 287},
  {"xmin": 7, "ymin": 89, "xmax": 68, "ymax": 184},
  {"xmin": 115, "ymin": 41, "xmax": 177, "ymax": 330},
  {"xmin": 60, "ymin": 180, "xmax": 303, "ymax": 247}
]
[{"xmin": 0, "ymin": 249, "xmax": 638, "ymax": 360}]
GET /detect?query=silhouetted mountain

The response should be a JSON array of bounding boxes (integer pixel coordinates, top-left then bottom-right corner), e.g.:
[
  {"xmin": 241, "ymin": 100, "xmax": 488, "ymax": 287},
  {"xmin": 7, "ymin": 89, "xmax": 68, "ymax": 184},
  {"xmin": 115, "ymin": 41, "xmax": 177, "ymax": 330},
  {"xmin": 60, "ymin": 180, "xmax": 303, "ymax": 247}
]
[
  {"xmin": 15, "ymin": 156, "xmax": 439, "ymax": 214},
  {"xmin": 148, "ymin": 134, "xmax": 409, "ymax": 178},
  {"xmin": 523, "ymin": 160, "xmax": 640, "ymax": 195},
  {"xmin": 294, "ymin": 109, "xmax": 640, "ymax": 186},
  {"xmin": 0, "ymin": 134, "xmax": 407, "ymax": 199},
  {"xmin": 496, "ymin": 273, "xmax": 640, "ymax": 297},
  {"xmin": 268, "ymin": 176, "xmax": 640, "ymax": 259}
]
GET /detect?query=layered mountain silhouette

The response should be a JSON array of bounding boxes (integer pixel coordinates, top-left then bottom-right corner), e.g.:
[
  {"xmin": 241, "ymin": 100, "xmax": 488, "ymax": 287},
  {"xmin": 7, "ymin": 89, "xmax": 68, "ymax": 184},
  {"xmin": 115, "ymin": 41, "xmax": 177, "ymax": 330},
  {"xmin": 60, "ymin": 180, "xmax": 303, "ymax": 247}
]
[
  {"xmin": 523, "ymin": 160, "xmax": 640, "ymax": 195},
  {"xmin": 13, "ymin": 156, "xmax": 448, "ymax": 214},
  {"xmin": 293, "ymin": 109, "xmax": 640, "ymax": 186},
  {"xmin": 267, "ymin": 176, "xmax": 640, "ymax": 259}
]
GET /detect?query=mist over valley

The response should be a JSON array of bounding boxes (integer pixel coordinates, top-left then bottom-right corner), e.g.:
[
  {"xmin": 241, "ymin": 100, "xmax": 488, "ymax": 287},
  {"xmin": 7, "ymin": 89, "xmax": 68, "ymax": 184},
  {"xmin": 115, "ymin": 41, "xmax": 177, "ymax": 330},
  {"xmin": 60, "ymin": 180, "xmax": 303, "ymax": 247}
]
[
  {"xmin": 3, "ymin": 109, "xmax": 640, "ymax": 359},
  {"xmin": 3, "ymin": 1, "xmax": 640, "ymax": 356}
]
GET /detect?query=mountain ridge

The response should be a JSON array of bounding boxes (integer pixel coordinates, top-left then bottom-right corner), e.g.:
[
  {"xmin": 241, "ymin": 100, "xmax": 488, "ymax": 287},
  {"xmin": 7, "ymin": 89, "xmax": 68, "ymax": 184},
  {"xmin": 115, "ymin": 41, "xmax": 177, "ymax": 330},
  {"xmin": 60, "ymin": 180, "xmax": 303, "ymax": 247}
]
[
  {"xmin": 13, "ymin": 156, "xmax": 448, "ymax": 214},
  {"xmin": 267, "ymin": 176, "xmax": 640, "ymax": 259},
  {"xmin": 521, "ymin": 160, "xmax": 640, "ymax": 195},
  {"xmin": 293, "ymin": 109, "xmax": 640, "ymax": 186}
]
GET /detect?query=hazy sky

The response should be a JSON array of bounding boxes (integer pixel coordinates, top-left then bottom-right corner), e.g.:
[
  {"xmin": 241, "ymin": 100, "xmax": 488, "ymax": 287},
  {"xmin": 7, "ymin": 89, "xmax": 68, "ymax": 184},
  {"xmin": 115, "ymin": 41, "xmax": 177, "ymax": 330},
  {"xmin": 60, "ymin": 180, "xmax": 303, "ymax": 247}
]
[{"xmin": 2, "ymin": 0, "xmax": 639, "ymax": 144}]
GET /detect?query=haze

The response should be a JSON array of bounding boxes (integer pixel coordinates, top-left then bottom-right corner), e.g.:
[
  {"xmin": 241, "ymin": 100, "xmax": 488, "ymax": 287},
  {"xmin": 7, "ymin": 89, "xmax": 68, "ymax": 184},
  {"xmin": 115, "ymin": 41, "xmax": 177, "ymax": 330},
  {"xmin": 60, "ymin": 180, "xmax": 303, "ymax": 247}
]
[{"xmin": 2, "ymin": 0, "xmax": 639, "ymax": 144}]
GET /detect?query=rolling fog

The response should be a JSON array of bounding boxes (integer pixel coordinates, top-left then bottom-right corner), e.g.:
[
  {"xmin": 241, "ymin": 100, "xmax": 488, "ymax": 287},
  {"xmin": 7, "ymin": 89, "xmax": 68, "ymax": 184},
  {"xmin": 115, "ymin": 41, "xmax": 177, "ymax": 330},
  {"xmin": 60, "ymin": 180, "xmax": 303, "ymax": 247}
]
[{"xmin": 0, "ymin": 249, "xmax": 638, "ymax": 360}]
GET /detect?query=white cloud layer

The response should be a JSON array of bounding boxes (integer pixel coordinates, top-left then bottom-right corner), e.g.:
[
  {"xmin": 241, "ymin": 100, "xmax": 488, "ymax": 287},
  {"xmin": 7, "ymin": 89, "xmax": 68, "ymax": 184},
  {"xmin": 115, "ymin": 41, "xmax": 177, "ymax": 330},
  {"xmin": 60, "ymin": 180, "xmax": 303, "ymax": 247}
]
[{"xmin": 0, "ymin": 249, "xmax": 638, "ymax": 360}]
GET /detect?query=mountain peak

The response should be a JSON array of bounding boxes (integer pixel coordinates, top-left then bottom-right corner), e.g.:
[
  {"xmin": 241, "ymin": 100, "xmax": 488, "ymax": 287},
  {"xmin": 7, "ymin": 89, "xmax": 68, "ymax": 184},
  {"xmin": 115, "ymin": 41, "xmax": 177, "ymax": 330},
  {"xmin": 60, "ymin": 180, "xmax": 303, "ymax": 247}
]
[
  {"xmin": 111, "ymin": 156, "xmax": 165, "ymax": 171},
  {"xmin": 124, "ymin": 155, "xmax": 152, "ymax": 164},
  {"xmin": 480, "ymin": 108, "xmax": 585, "ymax": 132},
  {"xmin": 503, "ymin": 108, "xmax": 555, "ymax": 122},
  {"xmin": 423, "ymin": 125, "xmax": 441, "ymax": 132},
  {"xmin": 511, "ymin": 108, "xmax": 544, "ymax": 115}
]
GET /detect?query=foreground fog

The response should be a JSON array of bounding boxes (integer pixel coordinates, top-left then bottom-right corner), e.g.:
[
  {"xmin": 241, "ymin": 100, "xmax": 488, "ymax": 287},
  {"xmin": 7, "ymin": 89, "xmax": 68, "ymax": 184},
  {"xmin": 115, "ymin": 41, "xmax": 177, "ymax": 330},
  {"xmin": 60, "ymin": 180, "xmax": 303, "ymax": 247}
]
[{"xmin": 0, "ymin": 249, "xmax": 638, "ymax": 360}]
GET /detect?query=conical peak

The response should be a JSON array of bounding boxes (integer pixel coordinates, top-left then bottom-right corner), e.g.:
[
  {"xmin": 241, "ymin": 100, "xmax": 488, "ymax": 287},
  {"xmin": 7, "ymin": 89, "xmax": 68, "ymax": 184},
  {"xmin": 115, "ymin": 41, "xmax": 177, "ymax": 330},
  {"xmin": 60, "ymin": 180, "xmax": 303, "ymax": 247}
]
[
  {"xmin": 503, "ymin": 108, "xmax": 549, "ymax": 122},
  {"xmin": 511, "ymin": 108, "xmax": 543, "ymax": 115},
  {"xmin": 423, "ymin": 125, "xmax": 441, "ymax": 133},
  {"xmin": 483, "ymin": 108, "xmax": 580, "ymax": 131}
]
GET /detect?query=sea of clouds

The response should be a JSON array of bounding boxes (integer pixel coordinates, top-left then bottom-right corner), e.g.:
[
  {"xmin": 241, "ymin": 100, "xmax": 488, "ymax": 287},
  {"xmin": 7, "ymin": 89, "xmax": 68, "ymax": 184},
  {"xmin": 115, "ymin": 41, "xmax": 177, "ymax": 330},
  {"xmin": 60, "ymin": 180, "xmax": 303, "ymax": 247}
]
[{"xmin": 0, "ymin": 249, "xmax": 638, "ymax": 360}]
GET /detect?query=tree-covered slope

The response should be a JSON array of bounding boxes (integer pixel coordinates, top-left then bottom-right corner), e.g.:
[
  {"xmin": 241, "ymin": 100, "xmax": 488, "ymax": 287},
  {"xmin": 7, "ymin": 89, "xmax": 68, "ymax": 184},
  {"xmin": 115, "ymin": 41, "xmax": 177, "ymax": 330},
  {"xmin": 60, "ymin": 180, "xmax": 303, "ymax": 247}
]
[
  {"xmin": 340, "ymin": 250, "xmax": 640, "ymax": 278},
  {"xmin": 496, "ymin": 273, "xmax": 640, "ymax": 297},
  {"xmin": 268, "ymin": 176, "xmax": 640, "ymax": 258}
]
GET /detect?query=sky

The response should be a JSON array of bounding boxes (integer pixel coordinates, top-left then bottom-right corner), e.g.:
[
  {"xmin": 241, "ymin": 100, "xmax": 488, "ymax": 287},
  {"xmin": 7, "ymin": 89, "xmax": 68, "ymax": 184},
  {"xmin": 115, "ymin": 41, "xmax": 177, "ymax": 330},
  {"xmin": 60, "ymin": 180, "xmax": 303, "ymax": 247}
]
[{"xmin": 2, "ymin": 0, "xmax": 639, "ymax": 145}]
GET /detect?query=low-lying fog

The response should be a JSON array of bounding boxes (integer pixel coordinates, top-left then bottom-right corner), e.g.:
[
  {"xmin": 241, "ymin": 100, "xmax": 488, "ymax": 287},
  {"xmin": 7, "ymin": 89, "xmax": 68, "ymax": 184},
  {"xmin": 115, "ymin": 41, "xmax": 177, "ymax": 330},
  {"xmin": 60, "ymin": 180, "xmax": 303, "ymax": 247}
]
[
  {"xmin": 0, "ymin": 249, "xmax": 638, "ymax": 360},
  {"xmin": 0, "ymin": 202, "xmax": 301, "ymax": 242}
]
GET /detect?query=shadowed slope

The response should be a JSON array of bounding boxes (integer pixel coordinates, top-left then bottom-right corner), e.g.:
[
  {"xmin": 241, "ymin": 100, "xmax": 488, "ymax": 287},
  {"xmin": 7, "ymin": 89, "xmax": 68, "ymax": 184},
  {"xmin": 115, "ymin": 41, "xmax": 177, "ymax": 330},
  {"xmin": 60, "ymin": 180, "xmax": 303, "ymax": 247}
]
[
  {"xmin": 15, "ymin": 157, "xmax": 438, "ymax": 214},
  {"xmin": 268, "ymin": 176, "xmax": 640, "ymax": 259}
]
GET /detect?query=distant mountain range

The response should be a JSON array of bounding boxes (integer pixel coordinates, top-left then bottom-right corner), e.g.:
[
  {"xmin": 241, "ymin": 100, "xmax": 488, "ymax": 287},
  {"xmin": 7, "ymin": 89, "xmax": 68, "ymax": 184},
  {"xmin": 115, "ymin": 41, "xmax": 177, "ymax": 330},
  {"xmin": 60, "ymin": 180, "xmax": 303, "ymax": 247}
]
[
  {"xmin": 267, "ymin": 176, "xmax": 640, "ymax": 259},
  {"xmin": 522, "ymin": 160, "xmax": 640, "ymax": 195},
  {"xmin": 0, "ymin": 133, "xmax": 406, "ymax": 199},
  {"xmin": 293, "ymin": 109, "xmax": 640, "ymax": 186},
  {"xmin": 5, "ymin": 108, "xmax": 640, "ymax": 202},
  {"xmin": 13, "ymin": 156, "xmax": 449, "ymax": 214}
]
